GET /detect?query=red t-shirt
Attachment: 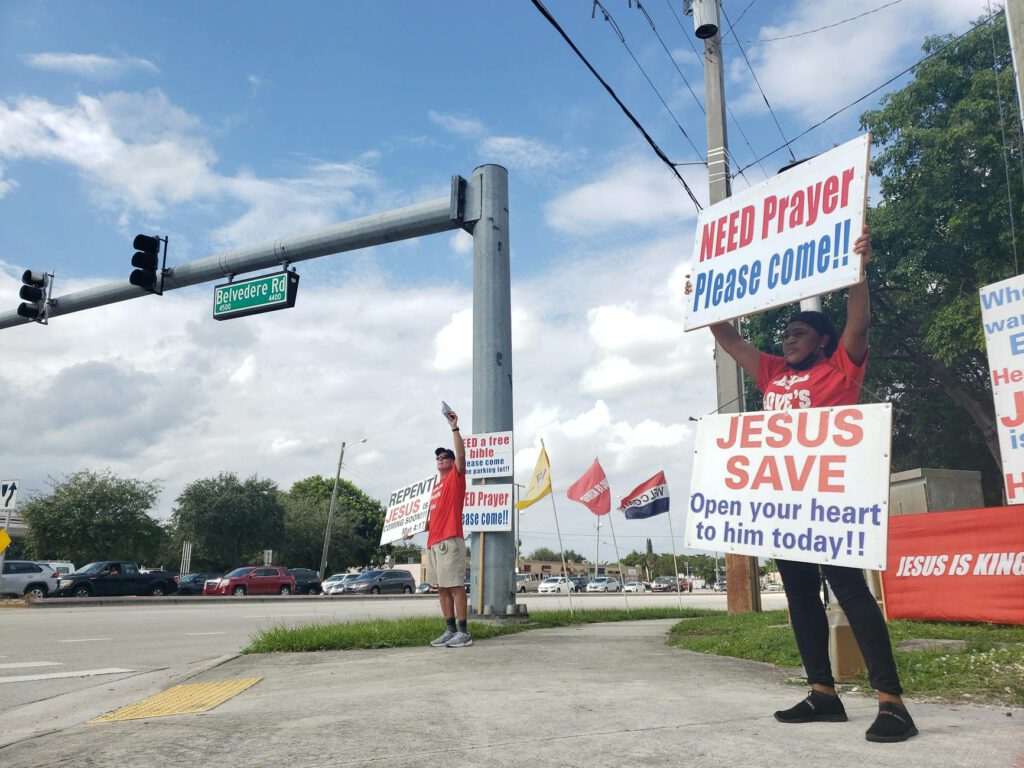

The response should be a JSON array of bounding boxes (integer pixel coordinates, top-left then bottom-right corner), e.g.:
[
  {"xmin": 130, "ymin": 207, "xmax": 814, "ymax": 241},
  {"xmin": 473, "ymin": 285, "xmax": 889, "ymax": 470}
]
[
  {"xmin": 426, "ymin": 467, "xmax": 466, "ymax": 546},
  {"xmin": 756, "ymin": 343, "xmax": 867, "ymax": 410}
]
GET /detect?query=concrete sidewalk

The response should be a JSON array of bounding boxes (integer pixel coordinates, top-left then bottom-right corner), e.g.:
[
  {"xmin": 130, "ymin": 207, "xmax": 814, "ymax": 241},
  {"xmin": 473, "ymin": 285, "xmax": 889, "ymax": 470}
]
[{"xmin": 2, "ymin": 620, "xmax": 1020, "ymax": 767}]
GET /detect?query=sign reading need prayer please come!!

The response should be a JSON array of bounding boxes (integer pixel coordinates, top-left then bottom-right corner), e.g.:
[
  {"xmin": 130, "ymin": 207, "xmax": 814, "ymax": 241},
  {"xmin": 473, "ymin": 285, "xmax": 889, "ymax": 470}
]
[
  {"xmin": 684, "ymin": 133, "xmax": 870, "ymax": 330},
  {"xmin": 684, "ymin": 404, "xmax": 893, "ymax": 570}
]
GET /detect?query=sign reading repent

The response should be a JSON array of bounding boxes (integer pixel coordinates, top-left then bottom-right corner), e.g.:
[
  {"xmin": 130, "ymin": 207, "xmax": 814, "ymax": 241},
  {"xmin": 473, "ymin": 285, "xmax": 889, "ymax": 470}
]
[{"xmin": 213, "ymin": 271, "xmax": 300, "ymax": 320}]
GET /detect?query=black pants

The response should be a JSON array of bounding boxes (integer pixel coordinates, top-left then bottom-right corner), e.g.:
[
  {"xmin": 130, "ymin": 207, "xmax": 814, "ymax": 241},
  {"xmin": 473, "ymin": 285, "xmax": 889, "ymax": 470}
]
[{"xmin": 777, "ymin": 558, "xmax": 903, "ymax": 695}]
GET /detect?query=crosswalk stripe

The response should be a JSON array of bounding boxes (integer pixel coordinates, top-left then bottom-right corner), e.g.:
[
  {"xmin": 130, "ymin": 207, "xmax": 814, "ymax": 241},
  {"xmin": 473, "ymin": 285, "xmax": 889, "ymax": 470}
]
[
  {"xmin": 0, "ymin": 668, "xmax": 134, "ymax": 684},
  {"xmin": 0, "ymin": 662, "xmax": 62, "ymax": 670}
]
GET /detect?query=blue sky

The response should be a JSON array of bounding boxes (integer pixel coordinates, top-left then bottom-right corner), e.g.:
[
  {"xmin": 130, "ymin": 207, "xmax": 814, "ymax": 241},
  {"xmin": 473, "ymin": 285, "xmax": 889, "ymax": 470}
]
[{"xmin": 0, "ymin": 0, "xmax": 992, "ymax": 564}]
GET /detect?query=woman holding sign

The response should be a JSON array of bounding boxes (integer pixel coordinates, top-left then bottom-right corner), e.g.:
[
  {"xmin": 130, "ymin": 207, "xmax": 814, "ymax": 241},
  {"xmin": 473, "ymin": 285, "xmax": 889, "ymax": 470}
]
[{"xmin": 690, "ymin": 227, "xmax": 917, "ymax": 743}]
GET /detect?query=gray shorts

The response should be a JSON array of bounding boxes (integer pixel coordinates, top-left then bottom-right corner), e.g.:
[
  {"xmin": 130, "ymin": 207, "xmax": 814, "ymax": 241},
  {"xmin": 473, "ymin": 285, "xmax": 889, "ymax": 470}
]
[{"xmin": 426, "ymin": 537, "xmax": 467, "ymax": 588}]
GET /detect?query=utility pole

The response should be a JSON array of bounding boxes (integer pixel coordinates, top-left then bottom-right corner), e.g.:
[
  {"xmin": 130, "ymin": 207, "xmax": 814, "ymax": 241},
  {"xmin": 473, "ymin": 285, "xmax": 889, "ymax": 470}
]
[
  {"xmin": 1007, "ymin": 0, "xmax": 1024, "ymax": 133},
  {"xmin": 693, "ymin": 0, "xmax": 761, "ymax": 614},
  {"xmin": 318, "ymin": 438, "xmax": 366, "ymax": 580}
]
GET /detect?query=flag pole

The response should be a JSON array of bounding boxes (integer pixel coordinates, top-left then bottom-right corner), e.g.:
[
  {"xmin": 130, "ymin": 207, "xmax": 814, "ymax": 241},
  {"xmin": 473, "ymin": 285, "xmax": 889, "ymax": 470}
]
[
  {"xmin": 549, "ymin": 493, "xmax": 574, "ymax": 615},
  {"xmin": 666, "ymin": 510, "xmax": 684, "ymax": 613},
  {"xmin": 605, "ymin": 511, "xmax": 630, "ymax": 614}
]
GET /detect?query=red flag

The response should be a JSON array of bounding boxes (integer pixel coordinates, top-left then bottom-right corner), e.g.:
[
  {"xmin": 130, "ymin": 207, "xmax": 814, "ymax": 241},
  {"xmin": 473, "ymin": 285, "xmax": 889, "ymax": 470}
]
[{"xmin": 566, "ymin": 459, "xmax": 611, "ymax": 516}]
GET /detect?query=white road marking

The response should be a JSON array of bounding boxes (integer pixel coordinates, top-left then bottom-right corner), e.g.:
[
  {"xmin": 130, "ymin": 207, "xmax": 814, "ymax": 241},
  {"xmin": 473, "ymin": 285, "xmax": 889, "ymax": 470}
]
[
  {"xmin": 57, "ymin": 638, "xmax": 112, "ymax": 643},
  {"xmin": 0, "ymin": 661, "xmax": 62, "ymax": 670},
  {"xmin": 0, "ymin": 668, "xmax": 134, "ymax": 684}
]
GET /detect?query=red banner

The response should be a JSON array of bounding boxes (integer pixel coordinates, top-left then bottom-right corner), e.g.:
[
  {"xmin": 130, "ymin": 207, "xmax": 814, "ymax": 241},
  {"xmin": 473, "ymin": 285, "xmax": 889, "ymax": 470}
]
[
  {"xmin": 882, "ymin": 506, "xmax": 1024, "ymax": 625},
  {"xmin": 566, "ymin": 459, "xmax": 611, "ymax": 516}
]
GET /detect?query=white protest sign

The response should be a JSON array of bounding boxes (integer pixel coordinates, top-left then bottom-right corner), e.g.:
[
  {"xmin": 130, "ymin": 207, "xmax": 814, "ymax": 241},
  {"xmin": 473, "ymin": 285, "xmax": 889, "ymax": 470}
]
[
  {"xmin": 980, "ymin": 274, "xmax": 1024, "ymax": 503},
  {"xmin": 464, "ymin": 431, "xmax": 514, "ymax": 479},
  {"xmin": 380, "ymin": 475, "xmax": 436, "ymax": 545},
  {"xmin": 462, "ymin": 484, "xmax": 514, "ymax": 532},
  {"xmin": 684, "ymin": 404, "xmax": 892, "ymax": 570},
  {"xmin": 684, "ymin": 133, "xmax": 870, "ymax": 330}
]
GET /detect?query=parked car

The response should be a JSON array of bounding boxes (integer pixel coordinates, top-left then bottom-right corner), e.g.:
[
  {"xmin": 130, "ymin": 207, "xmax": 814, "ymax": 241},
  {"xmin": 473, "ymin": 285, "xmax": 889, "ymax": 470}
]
[
  {"xmin": 34, "ymin": 560, "xmax": 76, "ymax": 577},
  {"xmin": 416, "ymin": 582, "xmax": 438, "ymax": 594},
  {"xmin": 651, "ymin": 576, "xmax": 678, "ymax": 592},
  {"xmin": 678, "ymin": 578, "xmax": 693, "ymax": 593},
  {"xmin": 515, "ymin": 573, "xmax": 542, "ymax": 593},
  {"xmin": 623, "ymin": 581, "xmax": 648, "ymax": 593},
  {"xmin": 52, "ymin": 561, "xmax": 178, "ymax": 597},
  {"xmin": 322, "ymin": 572, "xmax": 359, "ymax": 595},
  {"xmin": 538, "ymin": 576, "xmax": 573, "ymax": 594},
  {"xmin": 203, "ymin": 566, "xmax": 296, "ymax": 596},
  {"xmin": 0, "ymin": 560, "xmax": 59, "ymax": 599},
  {"xmin": 568, "ymin": 575, "xmax": 589, "ymax": 592},
  {"xmin": 175, "ymin": 572, "xmax": 221, "ymax": 595},
  {"xmin": 765, "ymin": 582, "xmax": 783, "ymax": 592},
  {"xmin": 342, "ymin": 569, "xmax": 416, "ymax": 595},
  {"xmin": 713, "ymin": 580, "xmax": 728, "ymax": 592},
  {"xmin": 585, "ymin": 576, "xmax": 621, "ymax": 592},
  {"xmin": 288, "ymin": 568, "xmax": 323, "ymax": 595}
]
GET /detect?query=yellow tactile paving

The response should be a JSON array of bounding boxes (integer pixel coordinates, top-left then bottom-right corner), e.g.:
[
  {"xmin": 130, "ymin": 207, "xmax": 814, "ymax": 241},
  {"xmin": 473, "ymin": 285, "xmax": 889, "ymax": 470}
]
[{"xmin": 89, "ymin": 677, "xmax": 262, "ymax": 723}]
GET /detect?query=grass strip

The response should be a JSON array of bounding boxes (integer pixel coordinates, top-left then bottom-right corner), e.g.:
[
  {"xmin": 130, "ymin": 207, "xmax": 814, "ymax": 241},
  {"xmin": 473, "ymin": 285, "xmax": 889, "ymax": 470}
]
[
  {"xmin": 668, "ymin": 610, "xmax": 1024, "ymax": 707},
  {"xmin": 244, "ymin": 607, "xmax": 711, "ymax": 654}
]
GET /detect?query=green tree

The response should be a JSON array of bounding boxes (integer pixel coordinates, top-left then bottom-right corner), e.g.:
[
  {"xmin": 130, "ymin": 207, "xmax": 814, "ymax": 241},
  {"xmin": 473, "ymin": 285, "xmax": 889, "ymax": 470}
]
[
  {"xmin": 562, "ymin": 548, "xmax": 586, "ymax": 563},
  {"xmin": 745, "ymin": 16, "xmax": 1016, "ymax": 503},
  {"xmin": 20, "ymin": 469, "xmax": 166, "ymax": 566},
  {"xmin": 527, "ymin": 547, "xmax": 562, "ymax": 561},
  {"xmin": 279, "ymin": 475, "xmax": 387, "ymax": 573},
  {"xmin": 387, "ymin": 542, "xmax": 423, "ymax": 564},
  {"xmin": 169, "ymin": 473, "xmax": 284, "ymax": 572}
]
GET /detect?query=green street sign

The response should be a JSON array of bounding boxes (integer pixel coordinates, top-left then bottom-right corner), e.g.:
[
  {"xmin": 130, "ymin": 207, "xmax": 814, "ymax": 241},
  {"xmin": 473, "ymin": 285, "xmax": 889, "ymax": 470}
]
[{"xmin": 213, "ymin": 271, "xmax": 299, "ymax": 321}]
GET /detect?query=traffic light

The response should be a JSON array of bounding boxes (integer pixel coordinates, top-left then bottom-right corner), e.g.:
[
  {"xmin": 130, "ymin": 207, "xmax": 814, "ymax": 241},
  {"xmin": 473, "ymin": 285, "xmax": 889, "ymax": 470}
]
[
  {"xmin": 16, "ymin": 270, "xmax": 50, "ymax": 322},
  {"xmin": 130, "ymin": 234, "xmax": 165, "ymax": 293}
]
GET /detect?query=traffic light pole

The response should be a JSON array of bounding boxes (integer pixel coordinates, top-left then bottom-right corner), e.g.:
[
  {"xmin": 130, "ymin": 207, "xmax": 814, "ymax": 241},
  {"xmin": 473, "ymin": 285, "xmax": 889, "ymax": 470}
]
[{"xmin": 0, "ymin": 189, "xmax": 467, "ymax": 330}]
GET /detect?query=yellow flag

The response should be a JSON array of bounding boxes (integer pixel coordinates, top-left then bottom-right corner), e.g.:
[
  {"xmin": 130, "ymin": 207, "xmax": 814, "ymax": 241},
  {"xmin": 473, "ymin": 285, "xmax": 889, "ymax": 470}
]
[
  {"xmin": 0, "ymin": 528, "xmax": 10, "ymax": 554},
  {"xmin": 516, "ymin": 443, "xmax": 552, "ymax": 510}
]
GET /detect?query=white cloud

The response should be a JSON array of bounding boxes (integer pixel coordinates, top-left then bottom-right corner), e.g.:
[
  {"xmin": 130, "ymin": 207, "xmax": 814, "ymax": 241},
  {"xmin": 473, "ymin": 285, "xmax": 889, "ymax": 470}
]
[
  {"xmin": 427, "ymin": 110, "xmax": 485, "ymax": 138},
  {"xmin": 730, "ymin": 0, "xmax": 991, "ymax": 122},
  {"xmin": 545, "ymin": 157, "xmax": 705, "ymax": 234},
  {"xmin": 22, "ymin": 52, "xmax": 159, "ymax": 79},
  {"xmin": 450, "ymin": 229, "xmax": 473, "ymax": 255},
  {"xmin": 428, "ymin": 110, "xmax": 567, "ymax": 171},
  {"xmin": 479, "ymin": 136, "xmax": 566, "ymax": 171},
  {"xmin": 0, "ymin": 91, "xmax": 380, "ymax": 246}
]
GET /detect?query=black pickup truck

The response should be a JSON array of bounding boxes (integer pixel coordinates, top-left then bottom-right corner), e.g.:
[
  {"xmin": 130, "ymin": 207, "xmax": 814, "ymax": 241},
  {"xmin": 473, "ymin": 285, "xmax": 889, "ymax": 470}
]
[{"xmin": 52, "ymin": 561, "xmax": 178, "ymax": 598}]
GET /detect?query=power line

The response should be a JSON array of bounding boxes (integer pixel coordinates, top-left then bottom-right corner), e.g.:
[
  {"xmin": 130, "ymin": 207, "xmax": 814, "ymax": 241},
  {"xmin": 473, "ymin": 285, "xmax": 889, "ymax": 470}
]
[
  {"xmin": 662, "ymin": 0, "xmax": 771, "ymax": 180},
  {"xmin": 732, "ymin": 11, "xmax": 997, "ymax": 177},
  {"xmin": 720, "ymin": 4, "xmax": 797, "ymax": 163},
  {"xmin": 725, "ymin": 0, "xmax": 758, "ymax": 36},
  {"xmin": 630, "ymin": 0, "xmax": 705, "ymax": 116},
  {"xmin": 725, "ymin": 0, "xmax": 906, "ymax": 45},
  {"xmin": 530, "ymin": 0, "xmax": 704, "ymax": 212},
  {"xmin": 591, "ymin": 1, "xmax": 705, "ymax": 161}
]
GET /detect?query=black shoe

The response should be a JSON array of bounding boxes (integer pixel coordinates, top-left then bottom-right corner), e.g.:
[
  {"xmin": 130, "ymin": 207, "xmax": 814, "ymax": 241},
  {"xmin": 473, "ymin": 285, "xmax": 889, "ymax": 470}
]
[
  {"xmin": 774, "ymin": 690, "xmax": 848, "ymax": 723},
  {"xmin": 865, "ymin": 702, "xmax": 918, "ymax": 742}
]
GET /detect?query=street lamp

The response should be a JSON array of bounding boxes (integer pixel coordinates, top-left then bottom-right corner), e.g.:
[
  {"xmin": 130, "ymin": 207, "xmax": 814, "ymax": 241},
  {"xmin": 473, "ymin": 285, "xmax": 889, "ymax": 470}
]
[{"xmin": 318, "ymin": 438, "xmax": 367, "ymax": 580}]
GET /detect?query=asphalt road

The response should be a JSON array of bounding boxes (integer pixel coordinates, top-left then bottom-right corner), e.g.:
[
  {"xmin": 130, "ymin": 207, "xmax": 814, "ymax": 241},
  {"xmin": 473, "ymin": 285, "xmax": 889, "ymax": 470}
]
[{"xmin": 0, "ymin": 591, "xmax": 786, "ymax": 713}]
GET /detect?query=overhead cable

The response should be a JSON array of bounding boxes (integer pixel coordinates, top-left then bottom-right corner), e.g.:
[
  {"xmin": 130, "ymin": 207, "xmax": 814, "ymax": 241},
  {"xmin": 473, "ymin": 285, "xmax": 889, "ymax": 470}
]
[
  {"xmin": 591, "ymin": 0, "xmax": 705, "ymax": 162},
  {"xmin": 726, "ymin": 0, "xmax": 906, "ymax": 45},
  {"xmin": 530, "ymin": 0, "xmax": 704, "ymax": 212},
  {"xmin": 732, "ymin": 11, "xmax": 998, "ymax": 177},
  {"xmin": 720, "ymin": 4, "xmax": 797, "ymax": 163}
]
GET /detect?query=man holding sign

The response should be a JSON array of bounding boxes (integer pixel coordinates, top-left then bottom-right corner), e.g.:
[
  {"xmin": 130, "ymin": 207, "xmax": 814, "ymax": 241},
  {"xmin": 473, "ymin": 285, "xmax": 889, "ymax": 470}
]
[
  {"xmin": 426, "ymin": 405, "xmax": 471, "ymax": 648},
  {"xmin": 689, "ymin": 228, "xmax": 917, "ymax": 743}
]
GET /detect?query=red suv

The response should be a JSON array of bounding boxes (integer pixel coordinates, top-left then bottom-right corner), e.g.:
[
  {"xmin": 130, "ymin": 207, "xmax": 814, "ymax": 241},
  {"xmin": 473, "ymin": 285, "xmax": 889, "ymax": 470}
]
[{"xmin": 203, "ymin": 566, "xmax": 296, "ymax": 596}]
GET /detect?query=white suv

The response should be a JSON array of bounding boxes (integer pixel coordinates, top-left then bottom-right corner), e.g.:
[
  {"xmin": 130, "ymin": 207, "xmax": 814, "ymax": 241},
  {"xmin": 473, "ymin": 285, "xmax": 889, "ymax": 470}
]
[
  {"xmin": 0, "ymin": 561, "xmax": 58, "ymax": 599},
  {"xmin": 586, "ymin": 576, "xmax": 622, "ymax": 593}
]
